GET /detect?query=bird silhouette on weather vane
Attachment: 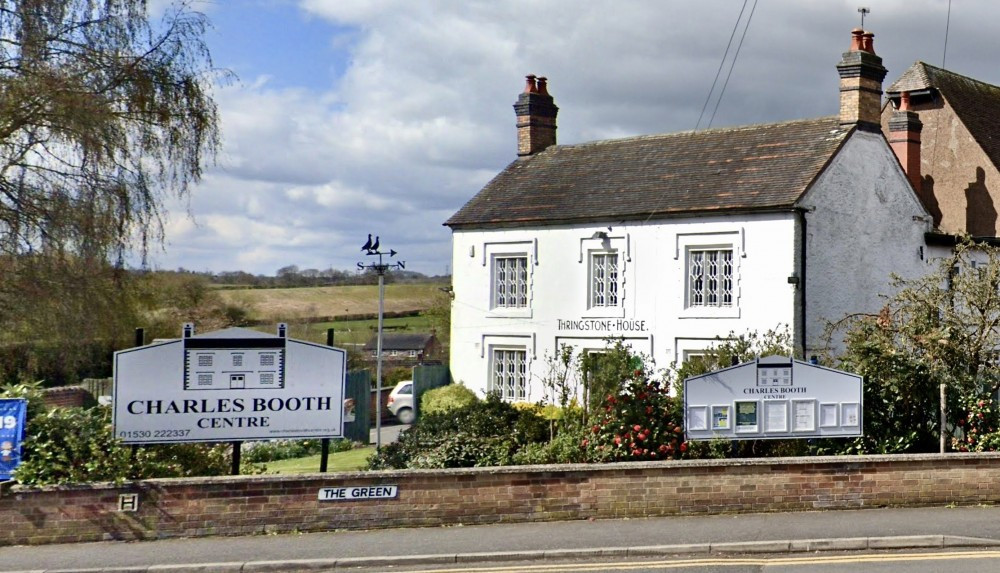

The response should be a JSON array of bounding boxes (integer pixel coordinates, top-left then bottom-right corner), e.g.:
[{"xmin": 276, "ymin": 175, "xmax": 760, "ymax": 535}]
[{"xmin": 357, "ymin": 233, "xmax": 404, "ymax": 272}]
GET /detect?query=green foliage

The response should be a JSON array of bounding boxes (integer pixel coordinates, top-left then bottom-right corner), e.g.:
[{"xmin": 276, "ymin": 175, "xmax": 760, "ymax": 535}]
[
  {"xmin": 952, "ymin": 397, "xmax": 1000, "ymax": 452},
  {"xmin": 829, "ymin": 240, "xmax": 1000, "ymax": 454},
  {"xmin": 420, "ymin": 383, "xmax": 479, "ymax": 416},
  {"xmin": 674, "ymin": 326, "xmax": 796, "ymax": 382},
  {"xmin": 2, "ymin": 382, "xmax": 249, "ymax": 485},
  {"xmin": 580, "ymin": 340, "xmax": 641, "ymax": 416},
  {"xmin": 243, "ymin": 438, "xmax": 352, "ymax": 464},
  {"xmin": 586, "ymin": 344, "xmax": 688, "ymax": 461},
  {"xmin": 366, "ymin": 392, "xmax": 549, "ymax": 470}
]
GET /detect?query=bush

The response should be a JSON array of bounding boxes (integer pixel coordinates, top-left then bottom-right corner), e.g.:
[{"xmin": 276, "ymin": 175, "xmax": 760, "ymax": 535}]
[
  {"xmin": 3, "ymin": 381, "xmax": 253, "ymax": 485},
  {"xmin": 243, "ymin": 438, "xmax": 352, "ymax": 464},
  {"xmin": 367, "ymin": 392, "xmax": 548, "ymax": 470},
  {"xmin": 421, "ymin": 383, "xmax": 478, "ymax": 416},
  {"xmin": 586, "ymin": 344, "xmax": 688, "ymax": 461}
]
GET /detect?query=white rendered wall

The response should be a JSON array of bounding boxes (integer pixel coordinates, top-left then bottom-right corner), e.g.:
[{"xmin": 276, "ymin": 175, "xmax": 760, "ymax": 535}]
[
  {"xmin": 801, "ymin": 130, "xmax": 932, "ymax": 355},
  {"xmin": 449, "ymin": 213, "xmax": 798, "ymax": 401}
]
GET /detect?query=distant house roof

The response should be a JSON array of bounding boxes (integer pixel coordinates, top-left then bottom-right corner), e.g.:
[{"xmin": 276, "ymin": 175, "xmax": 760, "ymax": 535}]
[
  {"xmin": 887, "ymin": 62, "xmax": 1000, "ymax": 173},
  {"xmin": 363, "ymin": 333, "xmax": 436, "ymax": 352},
  {"xmin": 445, "ymin": 117, "xmax": 852, "ymax": 229}
]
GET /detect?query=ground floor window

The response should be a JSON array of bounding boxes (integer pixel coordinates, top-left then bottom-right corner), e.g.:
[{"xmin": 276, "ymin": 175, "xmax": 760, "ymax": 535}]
[{"xmin": 491, "ymin": 347, "xmax": 527, "ymax": 401}]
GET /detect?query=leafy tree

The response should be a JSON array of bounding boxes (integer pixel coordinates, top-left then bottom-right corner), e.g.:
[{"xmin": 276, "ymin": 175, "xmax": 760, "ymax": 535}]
[
  {"xmin": 0, "ymin": 1, "xmax": 222, "ymax": 379},
  {"xmin": 829, "ymin": 240, "xmax": 1000, "ymax": 453}
]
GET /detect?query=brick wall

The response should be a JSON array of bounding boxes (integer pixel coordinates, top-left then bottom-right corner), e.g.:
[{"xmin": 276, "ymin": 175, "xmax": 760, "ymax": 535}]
[{"xmin": 4, "ymin": 453, "xmax": 1000, "ymax": 546}]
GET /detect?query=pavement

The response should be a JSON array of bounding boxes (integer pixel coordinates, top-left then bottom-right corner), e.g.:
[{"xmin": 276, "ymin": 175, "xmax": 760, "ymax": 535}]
[{"xmin": 7, "ymin": 505, "xmax": 1000, "ymax": 572}]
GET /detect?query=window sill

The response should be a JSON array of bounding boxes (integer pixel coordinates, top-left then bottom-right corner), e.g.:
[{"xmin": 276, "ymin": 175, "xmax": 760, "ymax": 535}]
[
  {"xmin": 582, "ymin": 306, "xmax": 625, "ymax": 319},
  {"xmin": 680, "ymin": 306, "xmax": 741, "ymax": 319},
  {"xmin": 486, "ymin": 308, "xmax": 533, "ymax": 319}
]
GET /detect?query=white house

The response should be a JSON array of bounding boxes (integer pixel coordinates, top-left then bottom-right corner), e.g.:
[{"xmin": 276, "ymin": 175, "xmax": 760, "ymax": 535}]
[{"xmin": 444, "ymin": 29, "xmax": 932, "ymax": 402}]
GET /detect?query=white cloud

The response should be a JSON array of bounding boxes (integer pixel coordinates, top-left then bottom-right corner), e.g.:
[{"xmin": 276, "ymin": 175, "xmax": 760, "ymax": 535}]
[{"xmin": 148, "ymin": 0, "xmax": 1000, "ymax": 276}]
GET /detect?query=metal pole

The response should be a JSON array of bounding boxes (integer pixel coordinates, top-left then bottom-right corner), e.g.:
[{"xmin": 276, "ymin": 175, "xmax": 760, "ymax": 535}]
[
  {"xmin": 320, "ymin": 330, "xmax": 335, "ymax": 472},
  {"xmin": 231, "ymin": 441, "xmax": 242, "ymax": 475},
  {"xmin": 940, "ymin": 383, "xmax": 947, "ymax": 454},
  {"xmin": 375, "ymin": 272, "xmax": 385, "ymax": 450}
]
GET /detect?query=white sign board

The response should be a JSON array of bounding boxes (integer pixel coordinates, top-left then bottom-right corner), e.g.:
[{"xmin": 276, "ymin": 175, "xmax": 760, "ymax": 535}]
[
  {"xmin": 684, "ymin": 356, "xmax": 862, "ymax": 441},
  {"xmin": 113, "ymin": 324, "xmax": 347, "ymax": 444},
  {"xmin": 318, "ymin": 485, "xmax": 398, "ymax": 501}
]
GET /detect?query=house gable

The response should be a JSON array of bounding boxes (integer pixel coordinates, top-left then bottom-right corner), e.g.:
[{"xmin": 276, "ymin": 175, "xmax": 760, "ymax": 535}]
[
  {"xmin": 797, "ymin": 129, "xmax": 930, "ymax": 353},
  {"xmin": 883, "ymin": 62, "xmax": 1000, "ymax": 236}
]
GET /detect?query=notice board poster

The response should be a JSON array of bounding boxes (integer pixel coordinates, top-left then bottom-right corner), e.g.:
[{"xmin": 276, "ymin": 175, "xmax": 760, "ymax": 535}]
[{"xmin": 0, "ymin": 399, "xmax": 27, "ymax": 480}]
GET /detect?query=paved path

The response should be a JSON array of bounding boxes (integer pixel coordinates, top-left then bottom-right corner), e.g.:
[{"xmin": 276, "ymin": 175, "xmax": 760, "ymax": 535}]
[{"xmin": 6, "ymin": 505, "xmax": 1000, "ymax": 572}]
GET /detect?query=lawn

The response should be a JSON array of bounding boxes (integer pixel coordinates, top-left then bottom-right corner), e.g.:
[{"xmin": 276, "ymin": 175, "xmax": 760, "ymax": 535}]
[{"xmin": 259, "ymin": 446, "xmax": 376, "ymax": 474}]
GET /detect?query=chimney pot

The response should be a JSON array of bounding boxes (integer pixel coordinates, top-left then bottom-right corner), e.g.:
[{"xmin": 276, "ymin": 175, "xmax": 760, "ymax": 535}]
[
  {"xmin": 537, "ymin": 77, "xmax": 549, "ymax": 96},
  {"xmin": 899, "ymin": 90, "xmax": 910, "ymax": 111},
  {"xmin": 524, "ymin": 74, "xmax": 538, "ymax": 94},
  {"xmin": 861, "ymin": 31, "xmax": 875, "ymax": 53},
  {"xmin": 850, "ymin": 28, "xmax": 864, "ymax": 51}
]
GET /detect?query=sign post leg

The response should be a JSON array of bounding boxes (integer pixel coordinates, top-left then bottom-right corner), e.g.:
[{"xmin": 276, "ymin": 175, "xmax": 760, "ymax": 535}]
[{"xmin": 231, "ymin": 441, "xmax": 242, "ymax": 475}]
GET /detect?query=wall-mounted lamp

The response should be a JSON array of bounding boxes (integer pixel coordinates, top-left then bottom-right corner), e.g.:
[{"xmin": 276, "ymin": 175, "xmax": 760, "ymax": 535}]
[{"xmin": 591, "ymin": 231, "xmax": 608, "ymax": 240}]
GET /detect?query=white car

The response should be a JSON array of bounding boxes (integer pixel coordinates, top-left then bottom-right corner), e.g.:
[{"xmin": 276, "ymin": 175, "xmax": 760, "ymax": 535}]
[{"xmin": 386, "ymin": 380, "xmax": 415, "ymax": 424}]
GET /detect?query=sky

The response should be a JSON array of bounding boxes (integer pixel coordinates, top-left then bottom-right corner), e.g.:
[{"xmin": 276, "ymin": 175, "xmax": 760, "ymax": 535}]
[{"xmin": 146, "ymin": 0, "xmax": 1000, "ymax": 277}]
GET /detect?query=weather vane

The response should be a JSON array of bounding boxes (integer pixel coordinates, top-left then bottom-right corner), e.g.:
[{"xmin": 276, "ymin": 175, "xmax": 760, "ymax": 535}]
[
  {"xmin": 356, "ymin": 233, "xmax": 404, "ymax": 450},
  {"xmin": 858, "ymin": 6, "xmax": 870, "ymax": 27},
  {"xmin": 357, "ymin": 233, "xmax": 405, "ymax": 273}
]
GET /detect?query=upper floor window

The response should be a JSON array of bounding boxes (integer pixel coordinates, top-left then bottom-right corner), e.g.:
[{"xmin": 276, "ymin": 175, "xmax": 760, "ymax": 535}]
[
  {"xmin": 688, "ymin": 248, "xmax": 734, "ymax": 307},
  {"xmin": 590, "ymin": 252, "xmax": 619, "ymax": 308},
  {"xmin": 492, "ymin": 255, "xmax": 529, "ymax": 309}
]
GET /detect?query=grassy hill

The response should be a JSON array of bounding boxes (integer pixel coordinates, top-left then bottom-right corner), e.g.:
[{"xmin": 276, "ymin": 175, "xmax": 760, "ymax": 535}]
[{"xmin": 216, "ymin": 283, "xmax": 450, "ymax": 346}]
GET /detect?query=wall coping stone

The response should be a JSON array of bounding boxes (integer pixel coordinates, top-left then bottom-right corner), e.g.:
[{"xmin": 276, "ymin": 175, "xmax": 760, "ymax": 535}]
[{"xmin": 9, "ymin": 452, "xmax": 1000, "ymax": 493}]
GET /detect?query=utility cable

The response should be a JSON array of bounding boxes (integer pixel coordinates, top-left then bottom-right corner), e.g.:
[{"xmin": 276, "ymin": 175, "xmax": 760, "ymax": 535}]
[
  {"xmin": 695, "ymin": 0, "xmax": 749, "ymax": 131},
  {"xmin": 942, "ymin": 0, "xmax": 952, "ymax": 68},
  {"xmin": 707, "ymin": 0, "xmax": 759, "ymax": 129}
]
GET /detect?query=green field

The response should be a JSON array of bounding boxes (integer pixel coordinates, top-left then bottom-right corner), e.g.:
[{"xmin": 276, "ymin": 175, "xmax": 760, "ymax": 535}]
[
  {"xmin": 259, "ymin": 447, "xmax": 376, "ymax": 473},
  {"xmin": 218, "ymin": 284, "xmax": 448, "ymax": 322},
  {"xmin": 217, "ymin": 283, "xmax": 449, "ymax": 346}
]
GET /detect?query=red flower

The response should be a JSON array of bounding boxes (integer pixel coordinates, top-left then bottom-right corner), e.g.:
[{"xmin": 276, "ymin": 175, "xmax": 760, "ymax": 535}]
[
  {"xmin": 633, "ymin": 424, "xmax": 641, "ymax": 432},
  {"xmin": 679, "ymin": 443, "xmax": 688, "ymax": 453}
]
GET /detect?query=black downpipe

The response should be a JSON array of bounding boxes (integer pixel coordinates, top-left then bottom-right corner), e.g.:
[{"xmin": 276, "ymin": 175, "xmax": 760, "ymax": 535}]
[{"xmin": 796, "ymin": 209, "xmax": 808, "ymax": 358}]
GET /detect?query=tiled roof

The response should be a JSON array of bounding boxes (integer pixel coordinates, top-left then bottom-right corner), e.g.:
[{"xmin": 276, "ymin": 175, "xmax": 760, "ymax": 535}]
[
  {"xmin": 445, "ymin": 117, "xmax": 851, "ymax": 228},
  {"xmin": 888, "ymin": 62, "xmax": 1000, "ymax": 173},
  {"xmin": 363, "ymin": 333, "xmax": 435, "ymax": 352}
]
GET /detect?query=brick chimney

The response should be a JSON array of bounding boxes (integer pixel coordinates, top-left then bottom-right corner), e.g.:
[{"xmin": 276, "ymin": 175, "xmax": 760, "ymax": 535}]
[
  {"xmin": 888, "ymin": 91, "xmax": 923, "ymax": 192},
  {"xmin": 514, "ymin": 75, "xmax": 558, "ymax": 157},
  {"xmin": 836, "ymin": 28, "xmax": 887, "ymax": 131}
]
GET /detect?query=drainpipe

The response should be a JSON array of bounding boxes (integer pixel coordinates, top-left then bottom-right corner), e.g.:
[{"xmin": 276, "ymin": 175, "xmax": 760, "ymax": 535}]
[{"xmin": 793, "ymin": 208, "xmax": 809, "ymax": 358}]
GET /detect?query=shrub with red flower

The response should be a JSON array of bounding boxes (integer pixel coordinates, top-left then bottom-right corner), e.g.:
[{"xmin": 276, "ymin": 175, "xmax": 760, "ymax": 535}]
[
  {"xmin": 952, "ymin": 397, "xmax": 1000, "ymax": 452},
  {"xmin": 586, "ymin": 359, "xmax": 688, "ymax": 461}
]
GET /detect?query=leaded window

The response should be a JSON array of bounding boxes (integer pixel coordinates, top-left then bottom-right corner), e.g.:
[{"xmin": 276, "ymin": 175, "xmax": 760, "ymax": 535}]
[
  {"xmin": 492, "ymin": 348, "xmax": 527, "ymax": 401},
  {"xmin": 590, "ymin": 252, "xmax": 619, "ymax": 308},
  {"xmin": 493, "ymin": 255, "xmax": 529, "ymax": 308},
  {"xmin": 688, "ymin": 248, "xmax": 734, "ymax": 307}
]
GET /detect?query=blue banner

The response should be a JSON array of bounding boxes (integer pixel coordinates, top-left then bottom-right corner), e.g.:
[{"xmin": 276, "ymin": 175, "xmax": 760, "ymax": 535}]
[{"xmin": 0, "ymin": 399, "xmax": 27, "ymax": 481}]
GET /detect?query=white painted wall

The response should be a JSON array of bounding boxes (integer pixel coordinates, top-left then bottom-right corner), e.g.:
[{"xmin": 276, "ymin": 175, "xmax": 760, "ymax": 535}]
[
  {"xmin": 449, "ymin": 214, "xmax": 798, "ymax": 401},
  {"xmin": 800, "ymin": 130, "xmax": 932, "ymax": 354}
]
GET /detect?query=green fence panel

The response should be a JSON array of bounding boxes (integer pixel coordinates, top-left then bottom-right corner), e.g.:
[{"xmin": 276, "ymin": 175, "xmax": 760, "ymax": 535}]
[
  {"xmin": 343, "ymin": 370, "xmax": 371, "ymax": 444},
  {"xmin": 411, "ymin": 365, "xmax": 452, "ymax": 421}
]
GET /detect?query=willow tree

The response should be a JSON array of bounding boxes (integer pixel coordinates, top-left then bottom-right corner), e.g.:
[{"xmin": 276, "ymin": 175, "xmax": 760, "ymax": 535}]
[{"xmin": 0, "ymin": 1, "xmax": 221, "ymax": 382}]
